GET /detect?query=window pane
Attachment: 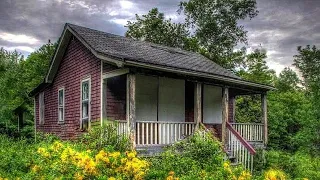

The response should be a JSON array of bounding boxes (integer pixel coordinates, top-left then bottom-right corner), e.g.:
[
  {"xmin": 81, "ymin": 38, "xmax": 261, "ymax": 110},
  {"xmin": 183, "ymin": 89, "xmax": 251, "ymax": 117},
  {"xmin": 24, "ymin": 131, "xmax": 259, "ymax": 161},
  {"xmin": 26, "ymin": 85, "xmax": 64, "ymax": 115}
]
[
  {"xmin": 82, "ymin": 102, "xmax": 88, "ymax": 118},
  {"xmin": 59, "ymin": 90, "xmax": 64, "ymax": 105},
  {"xmin": 59, "ymin": 108, "xmax": 63, "ymax": 121},
  {"xmin": 82, "ymin": 118, "xmax": 89, "ymax": 130},
  {"xmin": 82, "ymin": 81, "xmax": 89, "ymax": 100}
]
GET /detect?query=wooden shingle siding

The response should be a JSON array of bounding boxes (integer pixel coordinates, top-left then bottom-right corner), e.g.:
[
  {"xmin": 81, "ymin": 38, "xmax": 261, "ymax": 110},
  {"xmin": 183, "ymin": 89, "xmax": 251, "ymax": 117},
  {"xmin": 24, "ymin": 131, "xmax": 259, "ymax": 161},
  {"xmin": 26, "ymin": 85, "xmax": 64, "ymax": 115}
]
[
  {"xmin": 185, "ymin": 81, "xmax": 194, "ymax": 122},
  {"xmin": 106, "ymin": 75, "xmax": 127, "ymax": 121},
  {"xmin": 35, "ymin": 36, "xmax": 104, "ymax": 139},
  {"xmin": 228, "ymin": 96, "xmax": 235, "ymax": 122}
]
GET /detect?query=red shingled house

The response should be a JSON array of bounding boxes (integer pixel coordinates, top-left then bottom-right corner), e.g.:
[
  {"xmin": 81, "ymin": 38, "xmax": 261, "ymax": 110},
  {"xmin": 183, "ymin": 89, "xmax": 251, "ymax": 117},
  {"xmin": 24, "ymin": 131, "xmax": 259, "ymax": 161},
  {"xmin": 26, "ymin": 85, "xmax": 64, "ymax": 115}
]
[{"xmin": 30, "ymin": 23, "xmax": 274, "ymax": 169}]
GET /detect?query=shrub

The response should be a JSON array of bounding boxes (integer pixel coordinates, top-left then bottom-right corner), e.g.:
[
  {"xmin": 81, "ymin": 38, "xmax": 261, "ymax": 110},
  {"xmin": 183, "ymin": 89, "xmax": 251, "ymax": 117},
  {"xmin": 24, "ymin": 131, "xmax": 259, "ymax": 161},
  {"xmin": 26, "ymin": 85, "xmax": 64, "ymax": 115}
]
[
  {"xmin": 26, "ymin": 141, "xmax": 148, "ymax": 179},
  {"xmin": 0, "ymin": 135, "xmax": 33, "ymax": 179},
  {"xmin": 145, "ymin": 129, "xmax": 252, "ymax": 180},
  {"xmin": 77, "ymin": 122, "xmax": 131, "ymax": 153},
  {"xmin": 265, "ymin": 150, "xmax": 320, "ymax": 179}
]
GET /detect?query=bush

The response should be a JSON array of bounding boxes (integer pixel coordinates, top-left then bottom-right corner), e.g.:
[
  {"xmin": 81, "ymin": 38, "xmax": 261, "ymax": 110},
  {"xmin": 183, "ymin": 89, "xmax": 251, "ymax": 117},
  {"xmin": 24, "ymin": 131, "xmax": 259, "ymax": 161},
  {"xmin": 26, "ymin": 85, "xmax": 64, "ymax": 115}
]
[
  {"xmin": 77, "ymin": 122, "xmax": 131, "ymax": 153},
  {"xmin": 0, "ymin": 129, "xmax": 145, "ymax": 180},
  {"xmin": 145, "ymin": 129, "xmax": 252, "ymax": 180},
  {"xmin": 26, "ymin": 141, "xmax": 148, "ymax": 179},
  {"xmin": 265, "ymin": 150, "xmax": 320, "ymax": 179},
  {"xmin": 0, "ymin": 135, "xmax": 33, "ymax": 179}
]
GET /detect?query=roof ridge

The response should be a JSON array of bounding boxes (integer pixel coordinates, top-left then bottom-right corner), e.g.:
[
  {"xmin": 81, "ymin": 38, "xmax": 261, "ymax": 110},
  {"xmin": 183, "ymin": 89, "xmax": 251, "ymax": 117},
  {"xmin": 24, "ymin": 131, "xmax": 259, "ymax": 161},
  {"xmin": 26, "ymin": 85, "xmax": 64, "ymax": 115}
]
[
  {"xmin": 67, "ymin": 23, "xmax": 203, "ymax": 57},
  {"xmin": 65, "ymin": 23, "xmax": 242, "ymax": 80}
]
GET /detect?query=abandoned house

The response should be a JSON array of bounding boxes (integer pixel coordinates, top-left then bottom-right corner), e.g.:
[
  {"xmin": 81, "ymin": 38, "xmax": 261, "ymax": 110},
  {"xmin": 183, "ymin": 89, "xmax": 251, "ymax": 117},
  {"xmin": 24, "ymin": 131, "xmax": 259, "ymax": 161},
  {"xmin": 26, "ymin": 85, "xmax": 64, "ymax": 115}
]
[{"xmin": 29, "ymin": 23, "xmax": 274, "ymax": 170}]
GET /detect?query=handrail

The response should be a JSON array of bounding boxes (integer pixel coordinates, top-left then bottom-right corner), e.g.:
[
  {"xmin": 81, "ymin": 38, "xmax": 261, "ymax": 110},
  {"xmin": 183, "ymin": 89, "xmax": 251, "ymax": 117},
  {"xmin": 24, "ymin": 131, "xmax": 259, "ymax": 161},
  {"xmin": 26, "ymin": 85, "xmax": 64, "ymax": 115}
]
[
  {"xmin": 136, "ymin": 121, "xmax": 196, "ymax": 124},
  {"xmin": 226, "ymin": 122, "xmax": 256, "ymax": 155},
  {"xmin": 230, "ymin": 122, "xmax": 264, "ymax": 125}
]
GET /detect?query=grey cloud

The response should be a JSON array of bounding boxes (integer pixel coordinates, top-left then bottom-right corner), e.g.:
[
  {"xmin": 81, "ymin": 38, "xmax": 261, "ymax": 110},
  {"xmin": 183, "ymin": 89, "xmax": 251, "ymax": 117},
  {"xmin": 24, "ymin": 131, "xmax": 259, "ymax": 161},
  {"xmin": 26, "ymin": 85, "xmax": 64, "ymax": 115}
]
[
  {"xmin": 1, "ymin": 0, "xmax": 320, "ymax": 74},
  {"xmin": 238, "ymin": 0, "xmax": 320, "ymax": 72}
]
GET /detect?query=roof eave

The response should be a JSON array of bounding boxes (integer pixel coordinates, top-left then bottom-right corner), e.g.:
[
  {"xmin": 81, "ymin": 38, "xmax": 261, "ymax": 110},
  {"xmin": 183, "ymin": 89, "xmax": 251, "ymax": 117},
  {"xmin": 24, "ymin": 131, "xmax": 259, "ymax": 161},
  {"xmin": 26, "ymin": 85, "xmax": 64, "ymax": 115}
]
[
  {"xmin": 45, "ymin": 24, "xmax": 124, "ymax": 83},
  {"xmin": 124, "ymin": 60, "xmax": 275, "ymax": 91}
]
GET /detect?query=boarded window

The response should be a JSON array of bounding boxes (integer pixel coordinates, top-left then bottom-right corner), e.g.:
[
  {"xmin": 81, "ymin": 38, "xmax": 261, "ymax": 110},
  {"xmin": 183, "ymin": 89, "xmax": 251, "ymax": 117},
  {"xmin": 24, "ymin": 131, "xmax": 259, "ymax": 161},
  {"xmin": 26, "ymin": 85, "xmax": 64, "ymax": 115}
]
[
  {"xmin": 58, "ymin": 88, "xmax": 65, "ymax": 122},
  {"xmin": 81, "ymin": 78, "xmax": 90, "ymax": 130},
  {"xmin": 39, "ymin": 92, "xmax": 45, "ymax": 124},
  {"xmin": 136, "ymin": 75, "xmax": 158, "ymax": 122},
  {"xmin": 203, "ymin": 85, "xmax": 222, "ymax": 124},
  {"xmin": 158, "ymin": 77, "xmax": 185, "ymax": 122}
]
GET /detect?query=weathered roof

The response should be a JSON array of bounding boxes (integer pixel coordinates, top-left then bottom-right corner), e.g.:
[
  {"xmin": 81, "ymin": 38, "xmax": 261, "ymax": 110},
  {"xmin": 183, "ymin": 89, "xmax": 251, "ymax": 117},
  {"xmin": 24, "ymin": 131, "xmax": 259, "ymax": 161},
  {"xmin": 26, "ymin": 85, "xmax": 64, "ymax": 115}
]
[
  {"xmin": 67, "ymin": 23, "xmax": 240, "ymax": 80},
  {"xmin": 30, "ymin": 23, "xmax": 274, "ymax": 97}
]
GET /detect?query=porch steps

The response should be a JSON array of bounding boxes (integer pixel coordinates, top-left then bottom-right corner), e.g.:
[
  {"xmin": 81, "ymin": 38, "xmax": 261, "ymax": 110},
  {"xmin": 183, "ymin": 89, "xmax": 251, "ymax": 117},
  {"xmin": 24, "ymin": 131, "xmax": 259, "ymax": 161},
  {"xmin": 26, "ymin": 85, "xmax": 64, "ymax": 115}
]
[{"xmin": 136, "ymin": 145, "xmax": 166, "ymax": 157}]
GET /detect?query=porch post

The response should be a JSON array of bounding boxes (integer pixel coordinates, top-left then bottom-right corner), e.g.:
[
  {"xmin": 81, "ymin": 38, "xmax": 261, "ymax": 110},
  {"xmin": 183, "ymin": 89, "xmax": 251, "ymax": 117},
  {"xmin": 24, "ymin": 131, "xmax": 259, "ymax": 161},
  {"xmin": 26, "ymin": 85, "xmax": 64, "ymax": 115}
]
[
  {"xmin": 261, "ymin": 93, "xmax": 268, "ymax": 145},
  {"xmin": 194, "ymin": 82, "xmax": 202, "ymax": 129},
  {"xmin": 101, "ymin": 79, "xmax": 107, "ymax": 123},
  {"xmin": 127, "ymin": 74, "xmax": 136, "ymax": 149},
  {"xmin": 222, "ymin": 87, "xmax": 229, "ymax": 145}
]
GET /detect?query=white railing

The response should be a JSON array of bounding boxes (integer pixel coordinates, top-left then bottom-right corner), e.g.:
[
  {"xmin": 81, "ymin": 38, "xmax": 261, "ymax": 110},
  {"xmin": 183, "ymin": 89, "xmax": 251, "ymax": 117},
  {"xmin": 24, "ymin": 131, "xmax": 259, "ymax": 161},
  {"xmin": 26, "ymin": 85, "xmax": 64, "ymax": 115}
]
[
  {"xmin": 136, "ymin": 121, "xmax": 196, "ymax": 145},
  {"xmin": 227, "ymin": 123, "xmax": 256, "ymax": 171},
  {"xmin": 231, "ymin": 123, "xmax": 264, "ymax": 142},
  {"xmin": 115, "ymin": 120, "xmax": 128, "ymax": 136}
]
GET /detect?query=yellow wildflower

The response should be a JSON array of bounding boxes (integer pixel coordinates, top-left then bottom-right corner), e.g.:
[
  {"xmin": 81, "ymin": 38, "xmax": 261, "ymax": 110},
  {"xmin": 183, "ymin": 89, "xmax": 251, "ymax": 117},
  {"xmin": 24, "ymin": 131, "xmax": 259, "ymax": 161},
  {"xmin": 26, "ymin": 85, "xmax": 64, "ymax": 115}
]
[
  {"xmin": 265, "ymin": 169, "xmax": 286, "ymax": 180},
  {"xmin": 108, "ymin": 177, "xmax": 116, "ymax": 180},
  {"xmin": 31, "ymin": 165, "xmax": 40, "ymax": 173},
  {"xmin": 126, "ymin": 151, "xmax": 136, "ymax": 159},
  {"xmin": 109, "ymin": 152, "xmax": 121, "ymax": 159},
  {"xmin": 37, "ymin": 147, "xmax": 50, "ymax": 158},
  {"xmin": 223, "ymin": 162, "xmax": 230, "ymax": 169},
  {"xmin": 51, "ymin": 141, "xmax": 63, "ymax": 152},
  {"xmin": 74, "ymin": 172, "xmax": 84, "ymax": 180}
]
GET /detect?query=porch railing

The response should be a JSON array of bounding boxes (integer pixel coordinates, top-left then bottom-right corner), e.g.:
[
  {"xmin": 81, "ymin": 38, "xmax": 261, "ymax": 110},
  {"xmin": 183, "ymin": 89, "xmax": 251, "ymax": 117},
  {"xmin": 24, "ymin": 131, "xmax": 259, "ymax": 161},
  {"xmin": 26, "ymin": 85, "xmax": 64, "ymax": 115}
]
[
  {"xmin": 231, "ymin": 123, "xmax": 264, "ymax": 142},
  {"xmin": 226, "ymin": 122, "xmax": 256, "ymax": 171},
  {"xmin": 136, "ymin": 121, "xmax": 196, "ymax": 145},
  {"xmin": 115, "ymin": 120, "xmax": 128, "ymax": 136}
]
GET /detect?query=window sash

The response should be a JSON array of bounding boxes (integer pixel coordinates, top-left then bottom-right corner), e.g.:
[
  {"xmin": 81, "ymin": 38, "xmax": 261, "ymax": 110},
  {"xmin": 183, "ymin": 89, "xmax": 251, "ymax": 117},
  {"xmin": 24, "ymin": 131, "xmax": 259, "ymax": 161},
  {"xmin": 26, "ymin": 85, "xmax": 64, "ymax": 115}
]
[
  {"xmin": 81, "ymin": 79, "xmax": 90, "ymax": 129},
  {"xmin": 58, "ymin": 88, "xmax": 65, "ymax": 122},
  {"xmin": 39, "ymin": 92, "xmax": 45, "ymax": 124}
]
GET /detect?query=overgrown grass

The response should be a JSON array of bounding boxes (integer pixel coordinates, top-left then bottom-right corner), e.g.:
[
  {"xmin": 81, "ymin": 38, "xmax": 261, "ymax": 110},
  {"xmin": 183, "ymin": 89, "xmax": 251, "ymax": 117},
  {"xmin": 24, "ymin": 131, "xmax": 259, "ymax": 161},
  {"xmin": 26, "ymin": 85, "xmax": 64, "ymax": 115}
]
[{"xmin": 0, "ymin": 125, "xmax": 312, "ymax": 180}]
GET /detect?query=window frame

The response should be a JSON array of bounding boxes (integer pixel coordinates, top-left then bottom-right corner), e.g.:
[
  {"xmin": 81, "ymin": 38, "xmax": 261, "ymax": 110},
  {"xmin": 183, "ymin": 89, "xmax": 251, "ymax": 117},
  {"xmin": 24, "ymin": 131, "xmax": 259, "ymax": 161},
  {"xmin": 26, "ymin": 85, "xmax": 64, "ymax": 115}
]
[
  {"xmin": 58, "ymin": 87, "xmax": 65, "ymax": 123},
  {"xmin": 80, "ymin": 77, "xmax": 91, "ymax": 130},
  {"xmin": 39, "ymin": 92, "xmax": 45, "ymax": 125}
]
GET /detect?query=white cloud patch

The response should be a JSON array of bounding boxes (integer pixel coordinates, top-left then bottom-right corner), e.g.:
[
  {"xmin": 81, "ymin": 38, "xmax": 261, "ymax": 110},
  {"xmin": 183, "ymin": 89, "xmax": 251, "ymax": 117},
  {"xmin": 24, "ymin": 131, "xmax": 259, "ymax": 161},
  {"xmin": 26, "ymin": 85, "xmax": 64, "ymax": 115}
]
[
  {"xmin": 0, "ymin": 32, "xmax": 39, "ymax": 45},
  {"xmin": 119, "ymin": 0, "xmax": 134, "ymax": 9},
  {"xmin": 110, "ymin": 19, "xmax": 129, "ymax": 26},
  {"xmin": 4, "ymin": 46, "xmax": 35, "ymax": 53}
]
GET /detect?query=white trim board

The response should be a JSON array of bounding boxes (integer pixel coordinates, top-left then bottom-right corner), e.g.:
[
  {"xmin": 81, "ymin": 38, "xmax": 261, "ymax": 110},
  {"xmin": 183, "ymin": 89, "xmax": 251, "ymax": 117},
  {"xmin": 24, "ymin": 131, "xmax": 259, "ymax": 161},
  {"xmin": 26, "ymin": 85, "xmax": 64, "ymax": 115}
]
[{"xmin": 102, "ymin": 68, "xmax": 129, "ymax": 79}]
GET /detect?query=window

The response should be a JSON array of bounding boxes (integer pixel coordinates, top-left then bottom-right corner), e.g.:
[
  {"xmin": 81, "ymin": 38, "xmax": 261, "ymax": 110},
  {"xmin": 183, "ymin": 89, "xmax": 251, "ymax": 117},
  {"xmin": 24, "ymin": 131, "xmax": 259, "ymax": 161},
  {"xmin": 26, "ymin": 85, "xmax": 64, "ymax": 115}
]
[
  {"xmin": 39, "ymin": 92, "xmax": 45, "ymax": 124},
  {"xmin": 81, "ymin": 78, "xmax": 90, "ymax": 130},
  {"xmin": 58, "ymin": 88, "xmax": 65, "ymax": 122}
]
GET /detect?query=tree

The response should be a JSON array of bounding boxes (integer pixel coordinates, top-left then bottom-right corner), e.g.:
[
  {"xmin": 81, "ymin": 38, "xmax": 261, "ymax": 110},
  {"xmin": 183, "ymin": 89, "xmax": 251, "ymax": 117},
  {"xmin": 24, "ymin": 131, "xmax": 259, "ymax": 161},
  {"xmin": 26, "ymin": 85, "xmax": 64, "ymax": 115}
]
[
  {"xmin": 235, "ymin": 49, "xmax": 276, "ymax": 123},
  {"xmin": 293, "ymin": 45, "xmax": 320, "ymax": 153},
  {"xmin": 126, "ymin": 0, "xmax": 259, "ymax": 70},
  {"xmin": 237, "ymin": 48, "xmax": 276, "ymax": 85},
  {"xmin": 0, "ymin": 42, "xmax": 56, "ymax": 135},
  {"xmin": 275, "ymin": 67, "xmax": 300, "ymax": 92},
  {"xmin": 125, "ymin": 8, "xmax": 197, "ymax": 51},
  {"xmin": 179, "ymin": 0, "xmax": 258, "ymax": 68},
  {"xmin": 294, "ymin": 45, "xmax": 320, "ymax": 95}
]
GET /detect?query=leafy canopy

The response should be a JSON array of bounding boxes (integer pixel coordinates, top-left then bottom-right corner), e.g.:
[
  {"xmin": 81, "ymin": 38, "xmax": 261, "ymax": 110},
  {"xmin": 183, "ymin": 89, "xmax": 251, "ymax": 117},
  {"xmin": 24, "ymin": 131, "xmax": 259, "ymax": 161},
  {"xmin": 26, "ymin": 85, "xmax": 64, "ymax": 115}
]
[{"xmin": 126, "ymin": 0, "xmax": 258, "ymax": 70}]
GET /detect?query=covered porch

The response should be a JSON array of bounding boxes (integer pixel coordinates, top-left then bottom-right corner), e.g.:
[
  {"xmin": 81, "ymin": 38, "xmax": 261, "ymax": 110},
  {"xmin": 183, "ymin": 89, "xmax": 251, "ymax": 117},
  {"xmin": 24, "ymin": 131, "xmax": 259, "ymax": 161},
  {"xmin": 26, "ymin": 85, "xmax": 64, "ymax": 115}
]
[{"xmin": 100, "ymin": 67, "xmax": 268, "ymax": 149}]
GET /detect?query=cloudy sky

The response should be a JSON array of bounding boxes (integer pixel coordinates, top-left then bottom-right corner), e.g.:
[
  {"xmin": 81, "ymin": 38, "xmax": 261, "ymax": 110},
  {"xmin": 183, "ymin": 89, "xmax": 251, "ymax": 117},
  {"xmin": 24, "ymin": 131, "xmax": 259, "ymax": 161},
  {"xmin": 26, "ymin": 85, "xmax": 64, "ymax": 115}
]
[{"xmin": 1, "ymin": 0, "xmax": 319, "ymax": 74}]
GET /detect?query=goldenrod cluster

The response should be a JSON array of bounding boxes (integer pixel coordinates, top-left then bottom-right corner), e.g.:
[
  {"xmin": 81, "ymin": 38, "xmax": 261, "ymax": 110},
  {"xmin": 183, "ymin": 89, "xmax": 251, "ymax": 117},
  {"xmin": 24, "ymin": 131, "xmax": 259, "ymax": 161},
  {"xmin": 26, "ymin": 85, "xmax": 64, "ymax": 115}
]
[
  {"xmin": 264, "ymin": 169, "xmax": 287, "ymax": 180},
  {"xmin": 166, "ymin": 171, "xmax": 179, "ymax": 180},
  {"xmin": 223, "ymin": 162, "xmax": 252, "ymax": 180},
  {"xmin": 31, "ymin": 140, "xmax": 148, "ymax": 180}
]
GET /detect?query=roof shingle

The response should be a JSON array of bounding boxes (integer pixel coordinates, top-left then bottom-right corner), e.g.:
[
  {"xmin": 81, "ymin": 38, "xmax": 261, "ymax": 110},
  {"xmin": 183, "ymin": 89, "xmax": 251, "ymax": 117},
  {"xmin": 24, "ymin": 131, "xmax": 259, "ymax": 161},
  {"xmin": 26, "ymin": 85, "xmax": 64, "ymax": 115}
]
[{"xmin": 68, "ymin": 23, "xmax": 240, "ymax": 79}]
